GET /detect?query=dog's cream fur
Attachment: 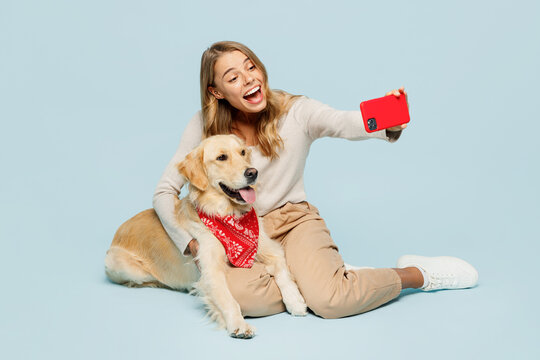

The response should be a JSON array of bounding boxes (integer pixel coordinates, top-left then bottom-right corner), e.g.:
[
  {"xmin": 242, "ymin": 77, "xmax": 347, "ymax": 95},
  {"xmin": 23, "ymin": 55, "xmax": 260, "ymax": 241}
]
[{"xmin": 105, "ymin": 134, "xmax": 307, "ymax": 338}]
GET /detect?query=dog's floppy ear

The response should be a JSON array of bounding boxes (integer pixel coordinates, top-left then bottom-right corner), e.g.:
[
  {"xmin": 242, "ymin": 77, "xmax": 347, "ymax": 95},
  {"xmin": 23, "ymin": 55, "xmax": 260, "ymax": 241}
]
[{"xmin": 177, "ymin": 146, "xmax": 208, "ymax": 191}]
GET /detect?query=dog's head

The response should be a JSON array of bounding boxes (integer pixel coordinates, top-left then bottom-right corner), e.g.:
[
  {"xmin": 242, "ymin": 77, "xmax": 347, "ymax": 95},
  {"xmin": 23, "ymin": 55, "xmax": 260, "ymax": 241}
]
[{"xmin": 177, "ymin": 135, "xmax": 257, "ymax": 208}]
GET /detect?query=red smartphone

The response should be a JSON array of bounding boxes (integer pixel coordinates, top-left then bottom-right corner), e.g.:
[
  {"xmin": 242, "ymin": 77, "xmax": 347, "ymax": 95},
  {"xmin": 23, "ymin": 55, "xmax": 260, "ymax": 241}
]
[{"xmin": 360, "ymin": 94, "xmax": 410, "ymax": 133}]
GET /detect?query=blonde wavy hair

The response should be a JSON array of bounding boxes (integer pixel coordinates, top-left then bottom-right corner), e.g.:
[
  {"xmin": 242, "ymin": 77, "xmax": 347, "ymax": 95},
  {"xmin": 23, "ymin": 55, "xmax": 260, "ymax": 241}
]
[{"xmin": 200, "ymin": 41, "xmax": 301, "ymax": 159}]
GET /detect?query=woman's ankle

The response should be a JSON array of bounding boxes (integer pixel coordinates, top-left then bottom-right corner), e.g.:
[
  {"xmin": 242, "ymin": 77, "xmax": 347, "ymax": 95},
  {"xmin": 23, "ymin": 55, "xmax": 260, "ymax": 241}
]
[{"xmin": 393, "ymin": 267, "xmax": 424, "ymax": 289}]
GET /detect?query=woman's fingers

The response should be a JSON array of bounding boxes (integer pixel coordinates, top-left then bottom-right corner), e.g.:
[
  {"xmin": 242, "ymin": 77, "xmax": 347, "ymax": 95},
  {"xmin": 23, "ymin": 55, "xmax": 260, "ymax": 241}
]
[
  {"xmin": 387, "ymin": 123, "xmax": 408, "ymax": 132},
  {"xmin": 187, "ymin": 239, "xmax": 199, "ymax": 256},
  {"xmin": 396, "ymin": 86, "xmax": 409, "ymax": 107},
  {"xmin": 386, "ymin": 88, "xmax": 404, "ymax": 97}
]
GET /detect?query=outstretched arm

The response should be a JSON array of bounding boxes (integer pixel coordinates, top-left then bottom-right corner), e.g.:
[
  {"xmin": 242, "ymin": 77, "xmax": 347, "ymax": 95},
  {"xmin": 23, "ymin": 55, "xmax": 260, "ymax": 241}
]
[{"xmin": 296, "ymin": 87, "xmax": 408, "ymax": 143}]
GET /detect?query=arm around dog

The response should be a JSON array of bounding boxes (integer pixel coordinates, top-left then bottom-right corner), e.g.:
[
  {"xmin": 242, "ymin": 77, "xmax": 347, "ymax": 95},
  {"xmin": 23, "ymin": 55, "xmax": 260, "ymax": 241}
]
[{"xmin": 153, "ymin": 112, "xmax": 204, "ymax": 256}]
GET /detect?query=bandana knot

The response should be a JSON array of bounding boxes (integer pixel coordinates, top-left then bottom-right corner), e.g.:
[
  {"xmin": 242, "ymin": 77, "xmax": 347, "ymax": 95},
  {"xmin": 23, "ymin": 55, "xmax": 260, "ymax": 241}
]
[{"xmin": 197, "ymin": 208, "xmax": 259, "ymax": 268}]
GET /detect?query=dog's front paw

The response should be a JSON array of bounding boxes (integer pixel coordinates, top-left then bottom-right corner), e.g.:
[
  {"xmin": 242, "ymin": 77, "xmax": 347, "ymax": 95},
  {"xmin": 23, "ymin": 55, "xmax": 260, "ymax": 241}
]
[
  {"xmin": 227, "ymin": 319, "xmax": 256, "ymax": 339},
  {"xmin": 281, "ymin": 286, "xmax": 308, "ymax": 316},
  {"xmin": 285, "ymin": 298, "xmax": 308, "ymax": 317}
]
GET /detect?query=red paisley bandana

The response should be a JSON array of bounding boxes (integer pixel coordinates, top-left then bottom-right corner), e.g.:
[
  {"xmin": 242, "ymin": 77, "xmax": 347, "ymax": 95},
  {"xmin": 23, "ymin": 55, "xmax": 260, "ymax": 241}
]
[{"xmin": 197, "ymin": 208, "xmax": 259, "ymax": 268}]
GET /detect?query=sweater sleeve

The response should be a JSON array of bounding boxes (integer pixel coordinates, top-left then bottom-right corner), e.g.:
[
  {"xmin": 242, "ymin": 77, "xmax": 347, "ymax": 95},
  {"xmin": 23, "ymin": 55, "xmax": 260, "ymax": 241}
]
[
  {"xmin": 294, "ymin": 96, "xmax": 402, "ymax": 143},
  {"xmin": 152, "ymin": 111, "xmax": 204, "ymax": 255}
]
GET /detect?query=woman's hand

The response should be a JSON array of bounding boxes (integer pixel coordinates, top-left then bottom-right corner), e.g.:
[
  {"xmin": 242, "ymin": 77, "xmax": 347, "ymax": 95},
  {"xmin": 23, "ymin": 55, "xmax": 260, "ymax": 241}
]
[
  {"xmin": 385, "ymin": 86, "xmax": 408, "ymax": 132},
  {"xmin": 185, "ymin": 239, "xmax": 199, "ymax": 257},
  {"xmin": 185, "ymin": 239, "xmax": 201, "ymax": 270}
]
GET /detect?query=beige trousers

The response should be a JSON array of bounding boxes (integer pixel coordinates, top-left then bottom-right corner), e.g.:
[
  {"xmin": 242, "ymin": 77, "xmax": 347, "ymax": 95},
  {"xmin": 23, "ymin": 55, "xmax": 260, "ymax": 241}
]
[{"xmin": 225, "ymin": 201, "xmax": 402, "ymax": 319}]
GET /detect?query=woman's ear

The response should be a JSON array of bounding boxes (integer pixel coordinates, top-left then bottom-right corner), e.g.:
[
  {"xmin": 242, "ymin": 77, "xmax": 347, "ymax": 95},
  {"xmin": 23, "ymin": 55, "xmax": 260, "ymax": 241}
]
[
  {"xmin": 208, "ymin": 86, "xmax": 224, "ymax": 99},
  {"xmin": 177, "ymin": 146, "xmax": 208, "ymax": 191}
]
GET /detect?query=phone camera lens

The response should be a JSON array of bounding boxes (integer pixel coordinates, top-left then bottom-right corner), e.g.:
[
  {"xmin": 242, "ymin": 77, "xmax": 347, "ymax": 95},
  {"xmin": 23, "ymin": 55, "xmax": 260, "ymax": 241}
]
[{"xmin": 367, "ymin": 118, "xmax": 377, "ymax": 131}]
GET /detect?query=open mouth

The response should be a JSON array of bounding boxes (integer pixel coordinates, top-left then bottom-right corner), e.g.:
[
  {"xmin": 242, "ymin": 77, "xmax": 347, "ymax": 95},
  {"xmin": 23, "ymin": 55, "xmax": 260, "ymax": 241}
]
[
  {"xmin": 243, "ymin": 85, "xmax": 263, "ymax": 104},
  {"xmin": 219, "ymin": 183, "xmax": 256, "ymax": 204}
]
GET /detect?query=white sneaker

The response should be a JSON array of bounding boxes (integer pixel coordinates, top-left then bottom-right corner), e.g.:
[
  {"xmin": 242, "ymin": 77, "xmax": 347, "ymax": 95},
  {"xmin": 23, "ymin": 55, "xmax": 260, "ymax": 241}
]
[{"xmin": 396, "ymin": 255, "xmax": 479, "ymax": 291}]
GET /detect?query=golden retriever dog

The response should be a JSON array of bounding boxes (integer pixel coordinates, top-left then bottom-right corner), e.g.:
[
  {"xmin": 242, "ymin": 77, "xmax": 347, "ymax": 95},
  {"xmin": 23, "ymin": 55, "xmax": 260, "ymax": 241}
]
[{"xmin": 105, "ymin": 134, "xmax": 307, "ymax": 338}]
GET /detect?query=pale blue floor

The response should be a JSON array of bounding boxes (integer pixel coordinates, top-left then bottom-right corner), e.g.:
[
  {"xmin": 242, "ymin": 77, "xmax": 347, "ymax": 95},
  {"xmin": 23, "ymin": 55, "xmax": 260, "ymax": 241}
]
[{"xmin": 1, "ymin": 1, "xmax": 539, "ymax": 359}]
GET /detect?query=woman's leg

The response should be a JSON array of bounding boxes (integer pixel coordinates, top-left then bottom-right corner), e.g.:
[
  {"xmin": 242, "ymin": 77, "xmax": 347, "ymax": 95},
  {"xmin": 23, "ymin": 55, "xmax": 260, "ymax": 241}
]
[
  {"xmin": 393, "ymin": 267, "xmax": 424, "ymax": 289},
  {"xmin": 263, "ymin": 201, "xmax": 406, "ymax": 319},
  {"xmin": 224, "ymin": 202, "xmax": 450, "ymax": 318},
  {"xmin": 225, "ymin": 261, "xmax": 286, "ymax": 317}
]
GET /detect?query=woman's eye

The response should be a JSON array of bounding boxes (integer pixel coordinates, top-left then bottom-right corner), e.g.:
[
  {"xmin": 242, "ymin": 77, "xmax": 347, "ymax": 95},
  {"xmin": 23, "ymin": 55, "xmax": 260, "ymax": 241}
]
[
  {"xmin": 241, "ymin": 149, "xmax": 246, "ymax": 156},
  {"xmin": 217, "ymin": 154, "xmax": 228, "ymax": 161},
  {"xmin": 249, "ymin": 65, "xmax": 255, "ymax": 70},
  {"xmin": 229, "ymin": 77, "xmax": 237, "ymax": 83}
]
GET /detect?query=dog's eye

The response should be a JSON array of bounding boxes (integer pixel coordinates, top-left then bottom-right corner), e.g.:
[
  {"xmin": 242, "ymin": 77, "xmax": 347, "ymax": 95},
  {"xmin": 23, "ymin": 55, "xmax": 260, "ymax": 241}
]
[
  {"xmin": 216, "ymin": 154, "xmax": 228, "ymax": 161},
  {"xmin": 241, "ymin": 149, "xmax": 246, "ymax": 156}
]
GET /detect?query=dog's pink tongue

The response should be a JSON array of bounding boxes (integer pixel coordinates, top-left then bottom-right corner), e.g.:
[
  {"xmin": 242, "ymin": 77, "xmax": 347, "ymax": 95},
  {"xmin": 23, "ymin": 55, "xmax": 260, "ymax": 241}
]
[{"xmin": 239, "ymin": 188, "xmax": 256, "ymax": 204}]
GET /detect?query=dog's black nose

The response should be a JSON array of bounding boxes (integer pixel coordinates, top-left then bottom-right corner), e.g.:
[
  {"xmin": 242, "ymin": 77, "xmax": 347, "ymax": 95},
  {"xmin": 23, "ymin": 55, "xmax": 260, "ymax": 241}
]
[{"xmin": 244, "ymin": 168, "xmax": 258, "ymax": 182}]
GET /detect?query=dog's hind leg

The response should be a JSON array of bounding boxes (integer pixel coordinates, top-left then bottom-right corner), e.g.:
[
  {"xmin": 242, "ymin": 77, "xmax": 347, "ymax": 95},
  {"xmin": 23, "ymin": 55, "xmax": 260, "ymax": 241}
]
[
  {"xmin": 105, "ymin": 246, "xmax": 167, "ymax": 288},
  {"xmin": 106, "ymin": 209, "xmax": 200, "ymax": 291}
]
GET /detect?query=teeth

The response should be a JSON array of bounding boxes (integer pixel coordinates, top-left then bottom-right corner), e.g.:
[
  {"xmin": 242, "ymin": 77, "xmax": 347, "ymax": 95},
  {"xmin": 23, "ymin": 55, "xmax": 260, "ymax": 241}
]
[
  {"xmin": 221, "ymin": 183, "xmax": 239, "ymax": 193},
  {"xmin": 244, "ymin": 86, "xmax": 260, "ymax": 97}
]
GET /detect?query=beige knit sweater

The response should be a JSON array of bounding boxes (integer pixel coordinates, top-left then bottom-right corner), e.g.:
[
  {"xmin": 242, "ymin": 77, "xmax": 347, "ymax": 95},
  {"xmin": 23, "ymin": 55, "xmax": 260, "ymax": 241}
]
[{"xmin": 153, "ymin": 96, "xmax": 401, "ymax": 255}]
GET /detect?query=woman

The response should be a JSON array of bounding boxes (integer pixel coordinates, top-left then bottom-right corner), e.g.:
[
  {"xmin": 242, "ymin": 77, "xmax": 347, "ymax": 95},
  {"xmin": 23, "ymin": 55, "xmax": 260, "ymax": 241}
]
[{"xmin": 153, "ymin": 41, "xmax": 478, "ymax": 318}]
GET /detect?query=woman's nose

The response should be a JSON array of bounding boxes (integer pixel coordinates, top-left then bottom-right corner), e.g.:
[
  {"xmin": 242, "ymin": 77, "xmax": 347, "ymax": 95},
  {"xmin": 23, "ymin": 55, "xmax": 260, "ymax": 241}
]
[{"xmin": 243, "ymin": 71, "xmax": 254, "ymax": 84}]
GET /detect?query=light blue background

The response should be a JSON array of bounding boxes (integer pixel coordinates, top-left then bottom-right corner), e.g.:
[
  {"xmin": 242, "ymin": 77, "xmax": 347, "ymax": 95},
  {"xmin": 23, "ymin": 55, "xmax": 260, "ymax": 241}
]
[{"xmin": 1, "ymin": 0, "xmax": 539, "ymax": 359}]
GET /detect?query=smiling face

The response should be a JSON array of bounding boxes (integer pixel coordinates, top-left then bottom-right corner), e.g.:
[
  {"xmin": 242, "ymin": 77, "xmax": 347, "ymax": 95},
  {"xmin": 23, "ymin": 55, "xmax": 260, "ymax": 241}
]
[{"xmin": 208, "ymin": 50, "xmax": 267, "ymax": 114}]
